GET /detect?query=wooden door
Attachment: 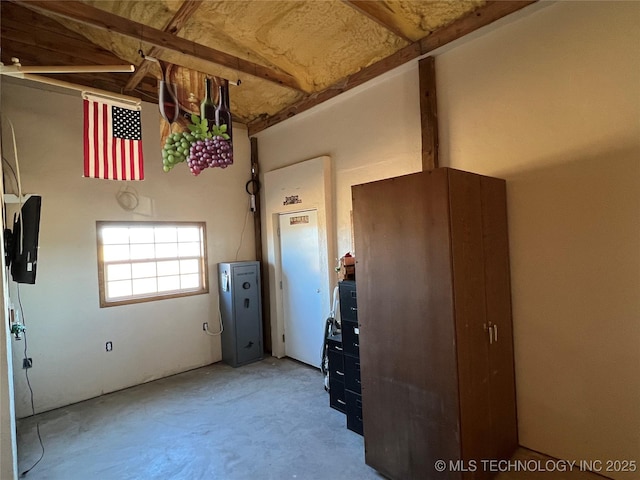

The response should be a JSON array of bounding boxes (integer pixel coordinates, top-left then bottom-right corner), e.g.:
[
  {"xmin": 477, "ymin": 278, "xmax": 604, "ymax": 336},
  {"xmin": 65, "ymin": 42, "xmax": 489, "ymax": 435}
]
[
  {"xmin": 480, "ymin": 176, "xmax": 519, "ymax": 459},
  {"xmin": 448, "ymin": 170, "xmax": 494, "ymax": 478},
  {"xmin": 353, "ymin": 169, "xmax": 462, "ymax": 480}
]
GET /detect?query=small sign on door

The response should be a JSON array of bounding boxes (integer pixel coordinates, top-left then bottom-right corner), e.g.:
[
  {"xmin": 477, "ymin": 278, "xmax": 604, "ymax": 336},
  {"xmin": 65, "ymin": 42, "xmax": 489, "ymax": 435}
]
[
  {"xmin": 283, "ymin": 195, "xmax": 302, "ymax": 205},
  {"xmin": 290, "ymin": 215, "xmax": 309, "ymax": 225}
]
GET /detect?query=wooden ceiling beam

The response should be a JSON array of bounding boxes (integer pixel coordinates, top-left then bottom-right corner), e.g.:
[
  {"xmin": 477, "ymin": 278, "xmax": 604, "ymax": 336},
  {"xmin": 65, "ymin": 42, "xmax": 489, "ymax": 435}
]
[
  {"xmin": 420, "ymin": 0, "xmax": 537, "ymax": 53},
  {"xmin": 124, "ymin": 0, "xmax": 203, "ymax": 92},
  {"xmin": 11, "ymin": 0, "xmax": 305, "ymax": 92},
  {"xmin": 342, "ymin": 0, "xmax": 413, "ymax": 42},
  {"xmin": 419, "ymin": 57, "xmax": 438, "ymax": 171},
  {"xmin": 249, "ymin": 0, "xmax": 537, "ymax": 135}
]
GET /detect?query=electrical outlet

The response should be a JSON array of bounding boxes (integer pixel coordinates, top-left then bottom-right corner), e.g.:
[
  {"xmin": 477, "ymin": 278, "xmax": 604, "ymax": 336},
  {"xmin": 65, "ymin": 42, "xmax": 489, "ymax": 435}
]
[
  {"xmin": 106, "ymin": 341, "xmax": 113, "ymax": 352},
  {"xmin": 23, "ymin": 358, "xmax": 32, "ymax": 369},
  {"xmin": 202, "ymin": 322, "xmax": 208, "ymax": 331}
]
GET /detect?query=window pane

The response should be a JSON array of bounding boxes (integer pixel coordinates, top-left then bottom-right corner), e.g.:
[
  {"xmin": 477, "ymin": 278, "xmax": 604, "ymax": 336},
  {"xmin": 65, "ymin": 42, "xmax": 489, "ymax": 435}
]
[
  {"xmin": 157, "ymin": 260, "xmax": 180, "ymax": 276},
  {"xmin": 103, "ymin": 245, "xmax": 130, "ymax": 262},
  {"xmin": 158, "ymin": 275, "xmax": 180, "ymax": 292},
  {"xmin": 98, "ymin": 222, "xmax": 207, "ymax": 306},
  {"xmin": 156, "ymin": 243, "xmax": 178, "ymax": 259},
  {"xmin": 178, "ymin": 242, "xmax": 201, "ymax": 258},
  {"xmin": 180, "ymin": 259, "xmax": 199, "ymax": 274},
  {"xmin": 132, "ymin": 278, "xmax": 157, "ymax": 295},
  {"xmin": 181, "ymin": 274, "xmax": 200, "ymax": 289},
  {"xmin": 107, "ymin": 264, "xmax": 131, "ymax": 281},
  {"xmin": 107, "ymin": 280, "xmax": 132, "ymax": 298},
  {"xmin": 102, "ymin": 228, "xmax": 129, "ymax": 245},
  {"xmin": 130, "ymin": 244, "xmax": 155, "ymax": 260},
  {"xmin": 129, "ymin": 228, "xmax": 154, "ymax": 244},
  {"xmin": 132, "ymin": 262, "xmax": 156, "ymax": 279},
  {"xmin": 155, "ymin": 227, "xmax": 177, "ymax": 243},
  {"xmin": 178, "ymin": 227, "xmax": 200, "ymax": 242}
]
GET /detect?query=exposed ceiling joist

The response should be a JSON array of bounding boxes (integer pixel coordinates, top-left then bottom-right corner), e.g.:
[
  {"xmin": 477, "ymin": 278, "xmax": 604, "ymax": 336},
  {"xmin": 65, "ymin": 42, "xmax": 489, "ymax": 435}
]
[
  {"xmin": 248, "ymin": 0, "xmax": 537, "ymax": 135},
  {"xmin": 341, "ymin": 0, "xmax": 413, "ymax": 43},
  {"xmin": 124, "ymin": 0, "xmax": 203, "ymax": 92},
  {"xmin": 419, "ymin": 0, "xmax": 537, "ymax": 53},
  {"xmin": 11, "ymin": 0, "xmax": 305, "ymax": 92},
  {"xmin": 248, "ymin": 42, "xmax": 422, "ymax": 135}
]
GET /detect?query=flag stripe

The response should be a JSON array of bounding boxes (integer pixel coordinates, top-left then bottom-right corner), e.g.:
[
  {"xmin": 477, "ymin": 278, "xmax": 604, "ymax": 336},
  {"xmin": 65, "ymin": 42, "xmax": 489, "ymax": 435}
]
[
  {"xmin": 83, "ymin": 96, "xmax": 144, "ymax": 181},
  {"xmin": 103, "ymin": 103, "xmax": 110, "ymax": 180},
  {"xmin": 137, "ymin": 141, "xmax": 144, "ymax": 180},
  {"xmin": 93, "ymin": 102, "xmax": 100, "ymax": 178},
  {"xmin": 83, "ymin": 100, "xmax": 90, "ymax": 177}
]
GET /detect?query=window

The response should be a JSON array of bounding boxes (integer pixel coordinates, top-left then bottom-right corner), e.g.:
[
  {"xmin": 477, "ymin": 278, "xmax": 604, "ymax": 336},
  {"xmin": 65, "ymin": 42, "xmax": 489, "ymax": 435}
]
[{"xmin": 96, "ymin": 221, "xmax": 208, "ymax": 307}]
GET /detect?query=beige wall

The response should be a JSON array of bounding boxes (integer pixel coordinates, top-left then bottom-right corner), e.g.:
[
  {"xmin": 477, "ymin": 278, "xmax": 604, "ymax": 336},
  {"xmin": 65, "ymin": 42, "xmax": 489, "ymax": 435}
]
[
  {"xmin": 437, "ymin": 2, "xmax": 639, "ymax": 476},
  {"xmin": 1, "ymin": 82, "xmax": 254, "ymax": 418},
  {"xmin": 257, "ymin": 1, "xmax": 639, "ymax": 478},
  {"xmin": 255, "ymin": 61, "xmax": 423, "ymax": 258}
]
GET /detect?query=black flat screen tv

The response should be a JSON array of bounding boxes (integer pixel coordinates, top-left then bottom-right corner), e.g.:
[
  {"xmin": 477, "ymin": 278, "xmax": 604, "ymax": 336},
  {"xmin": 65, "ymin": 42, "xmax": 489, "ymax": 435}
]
[{"xmin": 5, "ymin": 195, "xmax": 42, "ymax": 284}]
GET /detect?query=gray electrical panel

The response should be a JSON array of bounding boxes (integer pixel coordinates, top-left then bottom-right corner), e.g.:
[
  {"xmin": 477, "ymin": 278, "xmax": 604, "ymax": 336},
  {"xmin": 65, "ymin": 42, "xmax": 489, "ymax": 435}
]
[{"xmin": 218, "ymin": 261, "xmax": 263, "ymax": 367}]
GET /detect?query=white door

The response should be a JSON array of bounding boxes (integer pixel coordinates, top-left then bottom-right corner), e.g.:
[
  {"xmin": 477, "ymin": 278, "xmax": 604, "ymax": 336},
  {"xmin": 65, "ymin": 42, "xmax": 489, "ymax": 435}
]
[{"xmin": 279, "ymin": 210, "xmax": 324, "ymax": 368}]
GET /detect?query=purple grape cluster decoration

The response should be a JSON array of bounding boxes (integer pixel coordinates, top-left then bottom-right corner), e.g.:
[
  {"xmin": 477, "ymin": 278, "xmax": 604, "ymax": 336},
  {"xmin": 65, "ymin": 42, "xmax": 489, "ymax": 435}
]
[
  {"xmin": 187, "ymin": 135, "xmax": 233, "ymax": 176},
  {"xmin": 162, "ymin": 114, "xmax": 233, "ymax": 176}
]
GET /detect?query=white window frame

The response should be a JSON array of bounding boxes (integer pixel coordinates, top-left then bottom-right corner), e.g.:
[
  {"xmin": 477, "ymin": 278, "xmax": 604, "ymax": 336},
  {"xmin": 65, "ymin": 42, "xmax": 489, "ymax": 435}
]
[{"xmin": 96, "ymin": 221, "xmax": 209, "ymax": 307}]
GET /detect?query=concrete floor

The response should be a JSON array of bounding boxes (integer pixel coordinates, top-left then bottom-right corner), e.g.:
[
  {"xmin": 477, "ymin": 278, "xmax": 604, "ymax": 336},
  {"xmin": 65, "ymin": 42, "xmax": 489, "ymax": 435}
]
[
  {"xmin": 18, "ymin": 358, "xmax": 381, "ymax": 480},
  {"xmin": 17, "ymin": 358, "xmax": 607, "ymax": 480}
]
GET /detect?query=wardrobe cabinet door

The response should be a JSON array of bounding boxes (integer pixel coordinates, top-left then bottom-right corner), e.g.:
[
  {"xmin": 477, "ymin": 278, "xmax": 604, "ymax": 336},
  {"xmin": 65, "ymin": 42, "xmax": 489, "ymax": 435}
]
[
  {"xmin": 448, "ymin": 170, "xmax": 494, "ymax": 472},
  {"xmin": 481, "ymin": 176, "xmax": 518, "ymax": 458}
]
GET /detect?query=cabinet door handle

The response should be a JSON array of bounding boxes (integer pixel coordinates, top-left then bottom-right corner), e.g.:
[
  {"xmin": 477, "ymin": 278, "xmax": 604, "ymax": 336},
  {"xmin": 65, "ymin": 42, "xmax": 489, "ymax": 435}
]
[
  {"xmin": 488, "ymin": 325, "xmax": 493, "ymax": 345},
  {"xmin": 336, "ymin": 370, "xmax": 344, "ymax": 376},
  {"xmin": 493, "ymin": 324, "xmax": 498, "ymax": 343},
  {"xmin": 335, "ymin": 346, "xmax": 343, "ymax": 351},
  {"xmin": 337, "ymin": 399, "xmax": 346, "ymax": 405},
  {"xmin": 350, "ymin": 306, "xmax": 358, "ymax": 312}
]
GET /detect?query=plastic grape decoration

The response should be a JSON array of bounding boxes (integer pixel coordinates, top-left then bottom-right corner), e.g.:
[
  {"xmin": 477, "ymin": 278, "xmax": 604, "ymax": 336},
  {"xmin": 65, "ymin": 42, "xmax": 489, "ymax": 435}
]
[{"xmin": 162, "ymin": 114, "xmax": 233, "ymax": 176}]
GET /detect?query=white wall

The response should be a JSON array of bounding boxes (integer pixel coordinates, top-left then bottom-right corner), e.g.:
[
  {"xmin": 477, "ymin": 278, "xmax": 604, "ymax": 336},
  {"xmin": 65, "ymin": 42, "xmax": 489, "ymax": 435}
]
[
  {"xmin": 256, "ymin": 62, "xmax": 423, "ymax": 258},
  {"xmin": 256, "ymin": 1, "xmax": 639, "ymax": 478},
  {"xmin": 1, "ymin": 82, "xmax": 254, "ymax": 417},
  {"xmin": 0, "ymin": 157, "xmax": 18, "ymax": 480},
  {"xmin": 262, "ymin": 156, "xmax": 334, "ymax": 359}
]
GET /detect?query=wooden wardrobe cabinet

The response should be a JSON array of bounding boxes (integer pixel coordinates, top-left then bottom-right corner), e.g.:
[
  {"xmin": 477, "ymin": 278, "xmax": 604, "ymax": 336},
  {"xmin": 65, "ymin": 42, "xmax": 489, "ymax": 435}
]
[{"xmin": 352, "ymin": 168, "xmax": 517, "ymax": 480}]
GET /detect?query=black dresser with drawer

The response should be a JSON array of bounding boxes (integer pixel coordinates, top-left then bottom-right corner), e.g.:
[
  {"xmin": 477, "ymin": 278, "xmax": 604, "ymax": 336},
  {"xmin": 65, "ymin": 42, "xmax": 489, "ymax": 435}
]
[{"xmin": 328, "ymin": 280, "xmax": 363, "ymax": 435}]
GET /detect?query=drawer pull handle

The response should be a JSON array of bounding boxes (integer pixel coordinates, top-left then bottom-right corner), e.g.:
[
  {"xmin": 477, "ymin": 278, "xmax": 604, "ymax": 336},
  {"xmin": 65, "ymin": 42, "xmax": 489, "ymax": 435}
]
[
  {"xmin": 335, "ymin": 346, "xmax": 343, "ymax": 351},
  {"xmin": 337, "ymin": 399, "xmax": 346, "ymax": 405},
  {"xmin": 350, "ymin": 307, "xmax": 358, "ymax": 311},
  {"xmin": 336, "ymin": 370, "xmax": 344, "ymax": 376}
]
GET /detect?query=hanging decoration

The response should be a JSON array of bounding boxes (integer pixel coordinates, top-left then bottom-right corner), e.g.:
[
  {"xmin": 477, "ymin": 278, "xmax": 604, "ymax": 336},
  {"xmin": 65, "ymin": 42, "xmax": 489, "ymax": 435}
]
[
  {"xmin": 83, "ymin": 92, "xmax": 144, "ymax": 181},
  {"xmin": 158, "ymin": 63, "xmax": 234, "ymax": 176}
]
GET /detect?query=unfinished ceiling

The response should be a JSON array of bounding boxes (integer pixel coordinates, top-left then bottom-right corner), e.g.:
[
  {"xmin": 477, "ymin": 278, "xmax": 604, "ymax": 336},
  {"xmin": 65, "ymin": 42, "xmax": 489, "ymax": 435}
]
[{"xmin": 0, "ymin": 0, "xmax": 535, "ymax": 135}]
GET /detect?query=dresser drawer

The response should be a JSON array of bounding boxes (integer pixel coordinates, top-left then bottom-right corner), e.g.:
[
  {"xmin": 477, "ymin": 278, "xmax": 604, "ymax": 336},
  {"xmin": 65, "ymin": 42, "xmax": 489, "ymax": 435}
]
[
  {"xmin": 339, "ymin": 281, "xmax": 358, "ymax": 323},
  {"xmin": 327, "ymin": 336, "xmax": 344, "ymax": 354},
  {"xmin": 344, "ymin": 354, "xmax": 361, "ymax": 394},
  {"xmin": 328, "ymin": 349, "xmax": 344, "ymax": 380},
  {"xmin": 342, "ymin": 322, "xmax": 360, "ymax": 358},
  {"xmin": 329, "ymin": 378, "xmax": 346, "ymax": 413},
  {"xmin": 346, "ymin": 389, "xmax": 363, "ymax": 435}
]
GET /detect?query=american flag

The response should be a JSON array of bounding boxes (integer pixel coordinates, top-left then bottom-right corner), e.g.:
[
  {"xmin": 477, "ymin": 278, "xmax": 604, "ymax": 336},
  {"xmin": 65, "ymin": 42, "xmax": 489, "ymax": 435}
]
[{"xmin": 83, "ymin": 94, "xmax": 144, "ymax": 180}]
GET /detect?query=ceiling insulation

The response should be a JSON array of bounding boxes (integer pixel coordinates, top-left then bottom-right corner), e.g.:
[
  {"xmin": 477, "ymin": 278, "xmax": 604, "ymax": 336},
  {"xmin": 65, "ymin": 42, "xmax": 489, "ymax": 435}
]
[{"xmin": 1, "ymin": 0, "xmax": 536, "ymax": 133}]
